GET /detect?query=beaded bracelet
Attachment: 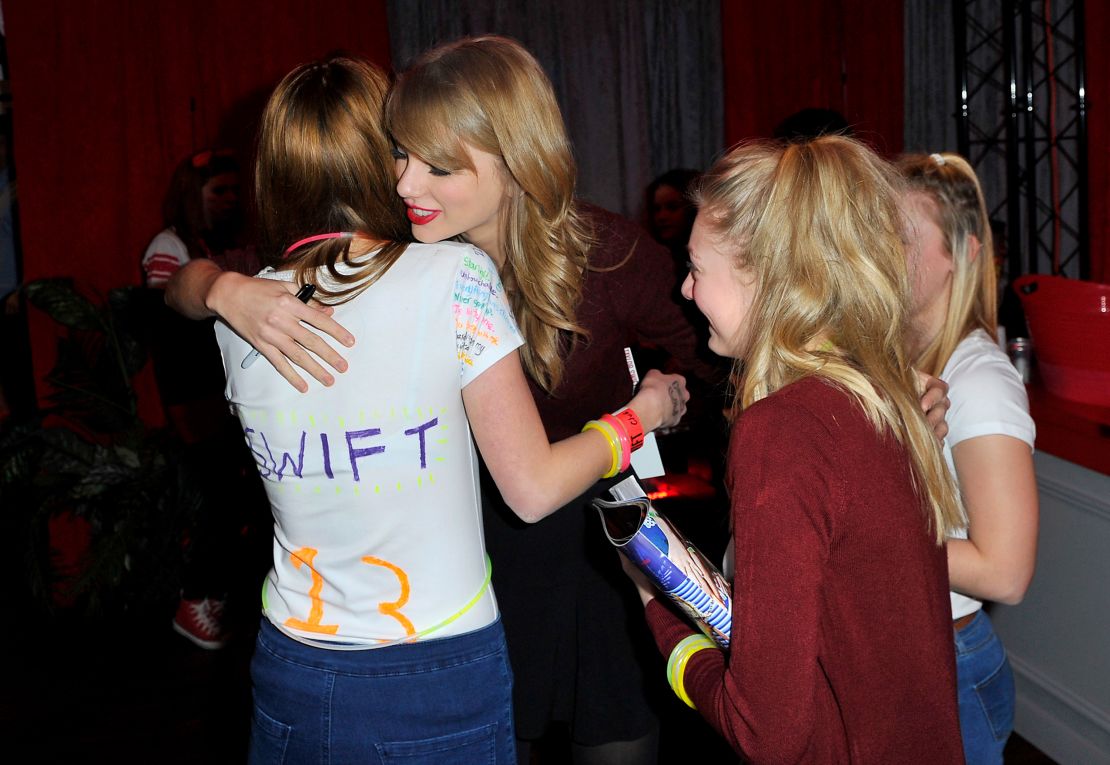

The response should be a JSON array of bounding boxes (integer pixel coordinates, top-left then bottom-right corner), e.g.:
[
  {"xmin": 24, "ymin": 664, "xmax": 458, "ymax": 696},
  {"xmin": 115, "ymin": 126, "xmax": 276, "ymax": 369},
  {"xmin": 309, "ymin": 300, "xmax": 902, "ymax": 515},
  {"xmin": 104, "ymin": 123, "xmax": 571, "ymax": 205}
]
[
  {"xmin": 582, "ymin": 420, "xmax": 622, "ymax": 478},
  {"xmin": 666, "ymin": 634, "xmax": 716, "ymax": 709}
]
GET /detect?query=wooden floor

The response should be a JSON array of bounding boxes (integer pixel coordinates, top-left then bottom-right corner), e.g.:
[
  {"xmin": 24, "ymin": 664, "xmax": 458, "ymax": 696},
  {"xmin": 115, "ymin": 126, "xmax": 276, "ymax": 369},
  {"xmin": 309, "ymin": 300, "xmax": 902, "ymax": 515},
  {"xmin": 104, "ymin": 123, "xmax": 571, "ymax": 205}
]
[{"xmin": 7, "ymin": 602, "xmax": 1060, "ymax": 764}]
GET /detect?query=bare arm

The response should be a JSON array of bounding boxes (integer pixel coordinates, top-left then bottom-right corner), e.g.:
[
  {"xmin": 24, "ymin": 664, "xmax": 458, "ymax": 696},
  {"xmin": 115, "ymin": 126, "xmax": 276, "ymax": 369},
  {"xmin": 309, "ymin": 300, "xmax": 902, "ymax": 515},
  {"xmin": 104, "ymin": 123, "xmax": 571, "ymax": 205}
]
[
  {"xmin": 164, "ymin": 257, "xmax": 227, "ymax": 319},
  {"xmin": 463, "ymin": 354, "xmax": 688, "ymax": 522},
  {"xmin": 164, "ymin": 259, "xmax": 355, "ymax": 393},
  {"xmin": 947, "ymin": 435, "xmax": 1038, "ymax": 605}
]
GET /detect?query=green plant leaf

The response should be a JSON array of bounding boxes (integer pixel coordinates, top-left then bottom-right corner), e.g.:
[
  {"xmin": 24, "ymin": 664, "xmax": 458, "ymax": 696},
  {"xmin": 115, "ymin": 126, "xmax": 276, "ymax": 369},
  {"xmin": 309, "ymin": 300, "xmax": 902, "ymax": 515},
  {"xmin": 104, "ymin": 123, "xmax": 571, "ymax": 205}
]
[
  {"xmin": 108, "ymin": 287, "xmax": 154, "ymax": 377},
  {"xmin": 112, "ymin": 445, "xmax": 141, "ymax": 470},
  {"xmin": 0, "ymin": 443, "xmax": 37, "ymax": 485},
  {"xmin": 25, "ymin": 279, "xmax": 104, "ymax": 331},
  {"xmin": 8, "ymin": 280, "xmax": 260, "ymax": 619},
  {"xmin": 36, "ymin": 428, "xmax": 99, "ymax": 476},
  {"xmin": 0, "ymin": 421, "xmax": 46, "ymax": 486},
  {"xmin": 72, "ymin": 460, "xmax": 138, "ymax": 499},
  {"xmin": 116, "ymin": 332, "xmax": 149, "ymax": 379}
]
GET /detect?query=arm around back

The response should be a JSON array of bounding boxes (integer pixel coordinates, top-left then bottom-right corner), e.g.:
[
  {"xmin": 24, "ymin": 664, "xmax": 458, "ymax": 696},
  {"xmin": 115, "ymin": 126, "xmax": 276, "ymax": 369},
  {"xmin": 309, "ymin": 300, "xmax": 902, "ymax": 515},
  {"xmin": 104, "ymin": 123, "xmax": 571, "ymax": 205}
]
[
  {"xmin": 164, "ymin": 257, "xmax": 227, "ymax": 319},
  {"xmin": 165, "ymin": 258, "xmax": 356, "ymax": 393}
]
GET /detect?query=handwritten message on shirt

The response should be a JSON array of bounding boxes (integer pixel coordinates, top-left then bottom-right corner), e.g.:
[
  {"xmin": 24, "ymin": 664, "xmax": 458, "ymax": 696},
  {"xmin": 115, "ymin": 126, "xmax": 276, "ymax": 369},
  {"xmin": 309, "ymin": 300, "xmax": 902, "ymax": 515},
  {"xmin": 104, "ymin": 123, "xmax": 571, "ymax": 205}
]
[{"xmin": 454, "ymin": 254, "xmax": 516, "ymax": 368}]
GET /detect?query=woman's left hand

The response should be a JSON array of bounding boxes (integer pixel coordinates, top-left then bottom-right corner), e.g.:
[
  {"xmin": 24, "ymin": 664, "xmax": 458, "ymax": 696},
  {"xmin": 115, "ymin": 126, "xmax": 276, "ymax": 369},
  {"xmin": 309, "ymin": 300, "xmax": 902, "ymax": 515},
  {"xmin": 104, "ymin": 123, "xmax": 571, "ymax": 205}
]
[
  {"xmin": 629, "ymin": 369, "xmax": 690, "ymax": 433},
  {"xmin": 619, "ymin": 554, "xmax": 658, "ymax": 607}
]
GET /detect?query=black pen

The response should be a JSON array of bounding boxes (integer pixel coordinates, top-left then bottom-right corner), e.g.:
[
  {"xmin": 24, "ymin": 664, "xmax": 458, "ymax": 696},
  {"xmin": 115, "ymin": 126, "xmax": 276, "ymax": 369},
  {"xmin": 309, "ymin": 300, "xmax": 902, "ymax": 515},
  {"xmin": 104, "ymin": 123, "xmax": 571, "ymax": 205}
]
[{"xmin": 240, "ymin": 283, "xmax": 316, "ymax": 369}]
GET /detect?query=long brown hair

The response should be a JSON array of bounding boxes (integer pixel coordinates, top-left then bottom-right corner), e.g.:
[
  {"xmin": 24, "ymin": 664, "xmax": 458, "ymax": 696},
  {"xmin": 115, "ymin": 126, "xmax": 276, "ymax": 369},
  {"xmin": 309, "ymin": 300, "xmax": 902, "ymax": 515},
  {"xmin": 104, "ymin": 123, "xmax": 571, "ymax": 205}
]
[
  {"xmin": 255, "ymin": 55, "xmax": 410, "ymax": 300},
  {"xmin": 897, "ymin": 152, "xmax": 997, "ymax": 376},
  {"xmin": 385, "ymin": 35, "xmax": 591, "ymax": 392},
  {"xmin": 696, "ymin": 137, "xmax": 962, "ymax": 543},
  {"xmin": 162, "ymin": 149, "xmax": 242, "ymax": 258}
]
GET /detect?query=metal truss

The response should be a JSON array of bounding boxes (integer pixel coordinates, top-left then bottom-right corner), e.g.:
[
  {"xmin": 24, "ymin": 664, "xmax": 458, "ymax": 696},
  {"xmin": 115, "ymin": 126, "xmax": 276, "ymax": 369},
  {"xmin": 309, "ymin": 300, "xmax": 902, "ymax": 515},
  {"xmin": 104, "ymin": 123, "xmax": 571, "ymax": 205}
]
[{"xmin": 954, "ymin": 0, "xmax": 1089, "ymax": 279}]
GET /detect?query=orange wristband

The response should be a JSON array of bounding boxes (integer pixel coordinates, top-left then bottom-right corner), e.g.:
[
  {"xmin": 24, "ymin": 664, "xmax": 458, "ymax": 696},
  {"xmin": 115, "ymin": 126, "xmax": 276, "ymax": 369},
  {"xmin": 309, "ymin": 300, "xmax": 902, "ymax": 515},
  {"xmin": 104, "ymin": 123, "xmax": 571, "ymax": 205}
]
[{"xmin": 613, "ymin": 408, "xmax": 645, "ymax": 451}]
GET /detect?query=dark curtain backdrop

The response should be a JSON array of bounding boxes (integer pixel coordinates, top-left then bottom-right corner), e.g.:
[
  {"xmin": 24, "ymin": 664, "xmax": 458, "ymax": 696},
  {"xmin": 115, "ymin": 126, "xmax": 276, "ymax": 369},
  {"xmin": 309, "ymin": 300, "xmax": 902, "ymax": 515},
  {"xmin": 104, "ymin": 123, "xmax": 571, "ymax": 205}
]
[
  {"xmin": 5, "ymin": 0, "xmax": 392, "ymax": 421},
  {"xmin": 903, "ymin": 0, "xmax": 958, "ymax": 155},
  {"xmin": 386, "ymin": 0, "xmax": 724, "ymax": 222},
  {"xmin": 721, "ymin": 1, "xmax": 904, "ymax": 155},
  {"xmin": 903, "ymin": 0, "xmax": 1108, "ymax": 283},
  {"xmin": 1089, "ymin": 1, "xmax": 1109, "ymax": 283}
]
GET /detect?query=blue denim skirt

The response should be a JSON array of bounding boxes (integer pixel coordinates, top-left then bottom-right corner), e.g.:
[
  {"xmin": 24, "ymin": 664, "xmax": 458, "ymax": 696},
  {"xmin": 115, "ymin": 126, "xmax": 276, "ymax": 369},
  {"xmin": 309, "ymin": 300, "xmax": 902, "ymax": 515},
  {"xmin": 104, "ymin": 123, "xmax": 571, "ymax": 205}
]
[
  {"xmin": 248, "ymin": 617, "xmax": 516, "ymax": 764},
  {"xmin": 954, "ymin": 609, "xmax": 1015, "ymax": 765}
]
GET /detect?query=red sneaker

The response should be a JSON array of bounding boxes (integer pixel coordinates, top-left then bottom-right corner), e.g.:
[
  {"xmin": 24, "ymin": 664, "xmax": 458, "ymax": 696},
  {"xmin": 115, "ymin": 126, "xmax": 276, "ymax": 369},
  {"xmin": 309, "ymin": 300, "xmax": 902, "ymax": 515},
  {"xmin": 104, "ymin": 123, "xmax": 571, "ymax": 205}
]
[{"xmin": 172, "ymin": 596, "xmax": 229, "ymax": 650}]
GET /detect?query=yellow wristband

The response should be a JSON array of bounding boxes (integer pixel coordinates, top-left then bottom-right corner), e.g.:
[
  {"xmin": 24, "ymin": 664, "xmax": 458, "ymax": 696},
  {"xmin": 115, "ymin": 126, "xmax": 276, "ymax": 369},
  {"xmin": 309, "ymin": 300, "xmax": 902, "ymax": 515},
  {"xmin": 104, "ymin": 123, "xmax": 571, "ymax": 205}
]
[
  {"xmin": 666, "ymin": 634, "xmax": 715, "ymax": 709},
  {"xmin": 582, "ymin": 419, "xmax": 621, "ymax": 478}
]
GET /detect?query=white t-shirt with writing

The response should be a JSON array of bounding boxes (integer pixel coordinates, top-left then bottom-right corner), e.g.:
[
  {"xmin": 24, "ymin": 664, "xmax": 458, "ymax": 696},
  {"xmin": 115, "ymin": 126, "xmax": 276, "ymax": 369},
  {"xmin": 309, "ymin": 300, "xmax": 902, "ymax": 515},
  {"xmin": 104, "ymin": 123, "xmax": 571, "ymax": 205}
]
[{"xmin": 214, "ymin": 242, "xmax": 523, "ymax": 647}]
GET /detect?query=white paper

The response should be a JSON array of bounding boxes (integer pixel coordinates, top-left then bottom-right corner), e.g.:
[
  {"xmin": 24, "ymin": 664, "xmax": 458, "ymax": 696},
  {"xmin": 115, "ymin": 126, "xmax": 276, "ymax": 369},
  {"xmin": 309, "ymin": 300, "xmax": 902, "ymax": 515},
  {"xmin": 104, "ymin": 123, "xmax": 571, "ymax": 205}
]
[
  {"xmin": 619, "ymin": 346, "xmax": 666, "ymax": 479},
  {"xmin": 610, "ymin": 474, "xmax": 646, "ymax": 501},
  {"xmin": 630, "ymin": 431, "xmax": 665, "ymax": 478}
]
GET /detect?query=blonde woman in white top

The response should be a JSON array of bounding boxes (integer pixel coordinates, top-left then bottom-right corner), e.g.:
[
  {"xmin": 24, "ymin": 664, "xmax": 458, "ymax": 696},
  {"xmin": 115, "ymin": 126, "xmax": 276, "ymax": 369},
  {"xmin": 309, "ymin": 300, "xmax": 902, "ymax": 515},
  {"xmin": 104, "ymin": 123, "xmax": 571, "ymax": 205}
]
[{"xmin": 899, "ymin": 151, "xmax": 1038, "ymax": 765}]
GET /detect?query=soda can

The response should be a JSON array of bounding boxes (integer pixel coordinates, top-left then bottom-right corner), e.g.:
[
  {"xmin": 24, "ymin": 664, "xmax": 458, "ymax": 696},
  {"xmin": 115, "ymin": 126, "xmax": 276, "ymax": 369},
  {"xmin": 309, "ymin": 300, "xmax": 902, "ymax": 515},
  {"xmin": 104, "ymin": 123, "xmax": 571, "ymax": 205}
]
[{"xmin": 1007, "ymin": 337, "xmax": 1033, "ymax": 383}]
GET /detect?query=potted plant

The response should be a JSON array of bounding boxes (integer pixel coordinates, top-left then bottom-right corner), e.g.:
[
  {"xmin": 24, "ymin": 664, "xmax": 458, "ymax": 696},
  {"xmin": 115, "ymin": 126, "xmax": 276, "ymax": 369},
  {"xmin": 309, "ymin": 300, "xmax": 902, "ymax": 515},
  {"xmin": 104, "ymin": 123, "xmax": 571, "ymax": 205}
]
[{"xmin": 0, "ymin": 278, "xmax": 203, "ymax": 616}]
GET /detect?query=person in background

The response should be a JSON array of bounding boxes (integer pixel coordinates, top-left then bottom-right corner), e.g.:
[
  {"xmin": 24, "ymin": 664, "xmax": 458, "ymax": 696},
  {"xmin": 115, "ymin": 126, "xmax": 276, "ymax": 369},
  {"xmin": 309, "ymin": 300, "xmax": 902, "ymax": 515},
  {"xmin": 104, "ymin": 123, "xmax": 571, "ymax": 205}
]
[
  {"xmin": 204, "ymin": 54, "xmax": 686, "ymax": 761},
  {"xmin": 622, "ymin": 136, "xmax": 966, "ymax": 763},
  {"xmin": 143, "ymin": 149, "xmax": 252, "ymax": 287},
  {"xmin": 142, "ymin": 149, "xmax": 261, "ymax": 649},
  {"xmin": 641, "ymin": 166, "xmax": 732, "ymax": 485},
  {"xmin": 900, "ymin": 151, "xmax": 1038, "ymax": 765},
  {"xmin": 645, "ymin": 168, "xmax": 701, "ymax": 265},
  {"xmin": 771, "ymin": 106, "xmax": 852, "ymax": 143}
]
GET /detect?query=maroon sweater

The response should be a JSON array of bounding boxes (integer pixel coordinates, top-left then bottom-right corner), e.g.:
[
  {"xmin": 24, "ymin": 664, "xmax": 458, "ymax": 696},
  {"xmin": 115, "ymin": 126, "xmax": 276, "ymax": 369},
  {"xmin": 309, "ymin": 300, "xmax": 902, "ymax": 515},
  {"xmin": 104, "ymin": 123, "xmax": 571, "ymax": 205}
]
[
  {"xmin": 526, "ymin": 203, "xmax": 712, "ymax": 439},
  {"xmin": 484, "ymin": 204, "xmax": 713, "ymax": 581},
  {"xmin": 481, "ymin": 204, "xmax": 718, "ymax": 737},
  {"xmin": 645, "ymin": 377, "xmax": 963, "ymax": 764}
]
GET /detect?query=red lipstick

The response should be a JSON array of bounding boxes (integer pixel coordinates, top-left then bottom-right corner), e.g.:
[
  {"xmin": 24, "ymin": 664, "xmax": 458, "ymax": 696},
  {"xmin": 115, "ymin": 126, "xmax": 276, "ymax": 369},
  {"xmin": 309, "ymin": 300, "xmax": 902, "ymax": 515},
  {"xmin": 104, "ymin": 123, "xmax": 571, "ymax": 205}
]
[{"xmin": 406, "ymin": 205, "xmax": 441, "ymax": 225}]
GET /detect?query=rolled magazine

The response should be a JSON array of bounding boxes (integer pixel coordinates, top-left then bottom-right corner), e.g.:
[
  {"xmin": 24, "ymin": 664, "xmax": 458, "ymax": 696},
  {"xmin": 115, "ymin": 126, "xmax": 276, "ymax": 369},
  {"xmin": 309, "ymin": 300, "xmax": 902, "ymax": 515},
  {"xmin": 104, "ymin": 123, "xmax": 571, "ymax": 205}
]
[{"xmin": 593, "ymin": 476, "xmax": 732, "ymax": 648}]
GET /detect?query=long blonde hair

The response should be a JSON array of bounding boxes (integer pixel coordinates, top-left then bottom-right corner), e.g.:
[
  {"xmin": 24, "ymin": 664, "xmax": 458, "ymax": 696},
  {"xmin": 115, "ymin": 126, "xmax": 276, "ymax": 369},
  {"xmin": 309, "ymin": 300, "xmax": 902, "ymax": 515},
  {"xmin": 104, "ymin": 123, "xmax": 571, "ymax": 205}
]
[
  {"xmin": 697, "ymin": 137, "xmax": 961, "ymax": 542},
  {"xmin": 385, "ymin": 35, "xmax": 591, "ymax": 393},
  {"xmin": 897, "ymin": 152, "xmax": 997, "ymax": 376},
  {"xmin": 255, "ymin": 55, "xmax": 409, "ymax": 300}
]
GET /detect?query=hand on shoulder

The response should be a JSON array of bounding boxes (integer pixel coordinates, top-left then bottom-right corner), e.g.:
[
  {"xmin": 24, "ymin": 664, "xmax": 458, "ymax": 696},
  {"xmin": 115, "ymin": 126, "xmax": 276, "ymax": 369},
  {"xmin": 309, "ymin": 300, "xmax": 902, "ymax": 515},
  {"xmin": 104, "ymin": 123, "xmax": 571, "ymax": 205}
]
[{"xmin": 208, "ymin": 272, "xmax": 355, "ymax": 393}]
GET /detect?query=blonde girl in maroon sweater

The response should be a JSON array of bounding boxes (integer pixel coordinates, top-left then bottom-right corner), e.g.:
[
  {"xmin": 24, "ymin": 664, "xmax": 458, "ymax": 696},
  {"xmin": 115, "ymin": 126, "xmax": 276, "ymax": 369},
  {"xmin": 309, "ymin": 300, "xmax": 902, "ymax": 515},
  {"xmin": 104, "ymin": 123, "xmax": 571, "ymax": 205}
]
[{"xmin": 622, "ymin": 136, "xmax": 967, "ymax": 763}]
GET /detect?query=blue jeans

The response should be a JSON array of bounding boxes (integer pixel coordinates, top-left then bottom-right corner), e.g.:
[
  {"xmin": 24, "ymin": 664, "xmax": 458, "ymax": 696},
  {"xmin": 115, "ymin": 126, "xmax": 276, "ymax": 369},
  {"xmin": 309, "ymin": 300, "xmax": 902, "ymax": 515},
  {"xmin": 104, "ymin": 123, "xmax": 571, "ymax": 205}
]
[
  {"xmin": 954, "ymin": 609, "xmax": 1015, "ymax": 765},
  {"xmin": 248, "ymin": 617, "xmax": 516, "ymax": 764}
]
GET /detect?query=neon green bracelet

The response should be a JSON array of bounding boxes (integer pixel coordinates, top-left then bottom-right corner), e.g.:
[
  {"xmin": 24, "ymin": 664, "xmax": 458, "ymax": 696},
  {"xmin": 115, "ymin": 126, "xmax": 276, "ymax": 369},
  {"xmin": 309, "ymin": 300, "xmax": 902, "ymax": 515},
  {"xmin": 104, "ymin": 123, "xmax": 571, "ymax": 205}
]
[
  {"xmin": 666, "ymin": 634, "xmax": 716, "ymax": 709},
  {"xmin": 582, "ymin": 419, "xmax": 622, "ymax": 478}
]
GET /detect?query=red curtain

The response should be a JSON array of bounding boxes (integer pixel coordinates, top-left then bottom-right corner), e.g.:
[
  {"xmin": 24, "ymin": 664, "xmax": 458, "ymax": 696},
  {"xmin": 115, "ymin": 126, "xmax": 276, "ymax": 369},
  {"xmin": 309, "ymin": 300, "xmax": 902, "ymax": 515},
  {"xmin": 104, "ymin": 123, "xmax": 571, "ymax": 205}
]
[
  {"xmin": 5, "ymin": 0, "xmax": 1103, "ymax": 428},
  {"xmin": 5, "ymin": 0, "xmax": 392, "ymax": 423},
  {"xmin": 720, "ymin": 0, "xmax": 904, "ymax": 155}
]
